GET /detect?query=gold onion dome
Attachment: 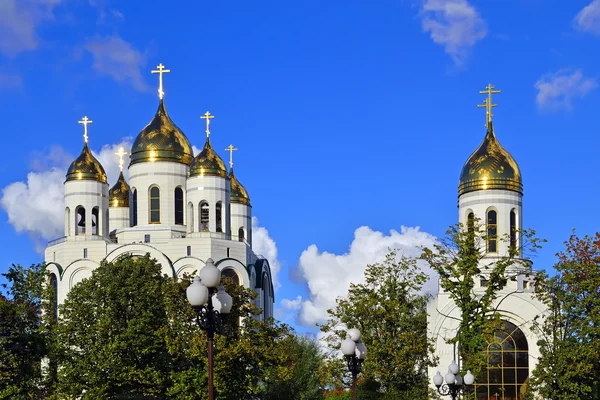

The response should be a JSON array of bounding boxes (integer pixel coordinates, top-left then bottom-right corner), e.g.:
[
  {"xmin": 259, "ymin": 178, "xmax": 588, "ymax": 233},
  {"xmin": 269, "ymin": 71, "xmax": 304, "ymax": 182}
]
[
  {"xmin": 130, "ymin": 100, "xmax": 194, "ymax": 166},
  {"xmin": 65, "ymin": 142, "xmax": 108, "ymax": 183},
  {"xmin": 109, "ymin": 171, "xmax": 130, "ymax": 207},
  {"xmin": 189, "ymin": 138, "xmax": 228, "ymax": 178},
  {"xmin": 229, "ymin": 168, "xmax": 251, "ymax": 206},
  {"xmin": 458, "ymin": 122, "xmax": 522, "ymax": 196}
]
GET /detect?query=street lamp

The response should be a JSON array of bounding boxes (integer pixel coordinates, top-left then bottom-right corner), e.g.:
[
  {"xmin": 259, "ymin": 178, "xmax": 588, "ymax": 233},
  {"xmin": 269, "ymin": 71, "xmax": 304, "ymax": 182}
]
[
  {"xmin": 186, "ymin": 258, "xmax": 233, "ymax": 400},
  {"xmin": 341, "ymin": 328, "xmax": 367, "ymax": 400},
  {"xmin": 432, "ymin": 360, "xmax": 475, "ymax": 400}
]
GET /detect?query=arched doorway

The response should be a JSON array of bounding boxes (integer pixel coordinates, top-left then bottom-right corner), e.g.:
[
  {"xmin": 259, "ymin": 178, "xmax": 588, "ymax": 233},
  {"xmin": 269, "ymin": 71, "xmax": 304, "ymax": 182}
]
[{"xmin": 475, "ymin": 320, "xmax": 529, "ymax": 400}]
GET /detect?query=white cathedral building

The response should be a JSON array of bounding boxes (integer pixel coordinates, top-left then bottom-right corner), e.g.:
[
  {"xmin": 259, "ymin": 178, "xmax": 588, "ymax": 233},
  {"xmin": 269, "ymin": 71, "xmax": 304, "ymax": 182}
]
[
  {"xmin": 428, "ymin": 86, "xmax": 546, "ymax": 400},
  {"xmin": 44, "ymin": 65, "xmax": 274, "ymax": 320}
]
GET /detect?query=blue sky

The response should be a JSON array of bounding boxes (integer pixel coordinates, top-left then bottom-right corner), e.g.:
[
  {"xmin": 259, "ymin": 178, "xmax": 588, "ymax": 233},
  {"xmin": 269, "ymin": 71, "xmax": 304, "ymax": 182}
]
[{"xmin": 1, "ymin": 0, "xmax": 600, "ymax": 333}]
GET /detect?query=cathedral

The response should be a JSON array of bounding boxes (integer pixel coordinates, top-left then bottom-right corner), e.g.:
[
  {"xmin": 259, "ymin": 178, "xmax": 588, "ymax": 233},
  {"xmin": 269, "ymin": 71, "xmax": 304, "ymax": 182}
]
[
  {"xmin": 43, "ymin": 64, "xmax": 274, "ymax": 320},
  {"xmin": 427, "ymin": 85, "xmax": 546, "ymax": 400}
]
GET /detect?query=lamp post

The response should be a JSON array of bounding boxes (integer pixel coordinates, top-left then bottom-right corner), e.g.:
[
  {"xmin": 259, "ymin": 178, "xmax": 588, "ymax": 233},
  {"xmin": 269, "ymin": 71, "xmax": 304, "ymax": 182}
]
[
  {"xmin": 341, "ymin": 328, "xmax": 367, "ymax": 400},
  {"xmin": 186, "ymin": 258, "xmax": 233, "ymax": 400},
  {"xmin": 432, "ymin": 360, "xmax": 475, "ymax": 400}
]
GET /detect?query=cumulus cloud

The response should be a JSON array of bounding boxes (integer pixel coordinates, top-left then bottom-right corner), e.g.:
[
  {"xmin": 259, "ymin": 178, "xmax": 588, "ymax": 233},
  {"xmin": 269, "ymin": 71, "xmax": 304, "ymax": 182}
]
[
  {"xmin": 574, "ymin": 0, "xmax": 600, "ymax": 35},
  {"xmin": 420, "ymin": 0, "xmax": 487, "ymax": 65},
  {"xmin": 535, "ymin": 69, "xmax": 597, "ymax": 111},
  {"xmin": 284, "ymin": 226, "xmax": 437, "ymax": 328},
  {"xmin": 0, "ymin": 0, "xmax": 62, "ymax": 57},
  {"xmin": 281, "ymin": 296, "xmax": 302, "ymax": 310},
  {"xmin": 84, "ymin": 36, "xmax": 147, "ymax": 91},
  {"xmin": 252, "ymin": 217, "xmax": 282, "ymax": 290},
  {"xmin": 0, "ymin": 140, "xmax": 131, "ymax": 253}
]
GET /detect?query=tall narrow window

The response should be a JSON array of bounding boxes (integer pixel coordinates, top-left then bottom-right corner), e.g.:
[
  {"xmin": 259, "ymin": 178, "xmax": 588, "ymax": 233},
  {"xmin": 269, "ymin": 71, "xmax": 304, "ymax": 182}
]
[
  {"xmin": 76, "ymin": 207, "xmax": 86, "ymax": 235},
  {"xmin": 132, "ymin": 190, "xmax": 138, "ymax": 226},
  {"xmin": 65, "ymin": 207, "xmax": 71, "ymax": 236},
  {"xmin": 510, "ymin": 209, "xmax": 517, "ymax": 250},
  {"xmin": 238, "ymin": 227, "xmax": 245, "ymax": 242},
  {"xmin": 188, "ymin": 203, "xmax": 194, "ymax": 232},
  {"xmin": 174, "ymin": 187, "xmax": 184, "ymax": 225},
  {"xmin": 216, "ymin": 202, "xmax": 223, "ymax": 232},
  {"xmin": 200, "ymin": 202, "xmax": 209, "ymax": 231},
  {"xmin": 49, "ymin": 273, "xmax": 58, "ymax": 319},
  {"xmin": 487, "ymin": 210, "xmax": 497, "ymax": 253},
  {"xmin": 467, "ymin": 212, "xmax": 475, "ymax": 249},
  {"xmin": 92, "ymin": 207, "xmax": 99, "ymax": 235},
  {"xmin": 150, "ymin": 186, "xmax": 160, "ymax": 223}
]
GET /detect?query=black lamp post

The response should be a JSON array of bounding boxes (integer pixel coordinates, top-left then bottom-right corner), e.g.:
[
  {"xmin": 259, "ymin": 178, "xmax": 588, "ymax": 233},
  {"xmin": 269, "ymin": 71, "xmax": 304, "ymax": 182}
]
[
  {"xmin": 186, "ymin": 258, "xmax": 233, "ymax": 400},
  {"xmin": 432, "ymin": 360, "xmax": 475, "ymax": 400},
  {"xmin": 341, "ymin": 328, "xmax": 367, "ymax": 400}
]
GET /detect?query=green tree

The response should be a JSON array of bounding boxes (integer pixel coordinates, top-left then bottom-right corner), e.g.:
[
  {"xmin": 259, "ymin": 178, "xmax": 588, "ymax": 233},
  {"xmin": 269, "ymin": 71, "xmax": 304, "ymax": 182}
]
[
  {"xmin": 321, "ymin": 251, "xmax": 435, "ymax": 400},
  {"xmin": 420, "ymin": 219, "xmax": 543, "ymax": 376},
  {"xmin": 530, "ymin": 232, "xmax": 600, "ymax": 400},
  {"xmin": 0, "ymin": 263, "xmax": 48, "ymax": 400}
]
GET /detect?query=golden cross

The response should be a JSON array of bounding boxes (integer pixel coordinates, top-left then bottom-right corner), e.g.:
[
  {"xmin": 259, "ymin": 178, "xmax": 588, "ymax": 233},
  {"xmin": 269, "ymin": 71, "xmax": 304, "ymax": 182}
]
[
  {"xmin": 78, "ymin": 116, "xmax": 93, "ymax": 143},
  {"xmin": 225, "ymin": 144, "xmax": 238, "ymax": 169},
  {"xmin": 200, "ymin": 111, "xmax": 214, "ymax": 138},
  {"xmin": 115, "ymin": 147, "xmax": 127, "ymax": 172},
  {"xmin": 478, "ymin": 83, "xmax": 500, "ymax": 125},
  {"xmin": 151, "ymin": 63, "xmax": 171, "ymax": 100}
]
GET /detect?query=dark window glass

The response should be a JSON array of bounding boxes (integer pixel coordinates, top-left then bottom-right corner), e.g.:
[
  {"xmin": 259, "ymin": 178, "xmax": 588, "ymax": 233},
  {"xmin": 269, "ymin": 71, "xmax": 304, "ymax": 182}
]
[
  {"xmin": 238, "ymin": 227, "xmax": 244, "ymax": 242},
  {"xmin": 175, "ymin": 187, "xmax": 184, "ymax": 225},
  {"xmin": 487, "ymin": 210, "xmax": 497, "ymax": 253},
  {"xmin": 216, "ymin": 202, "xmax": 222, "ymax": 232},
  {"xmin": 200, "ymin": 203, "xmax": 209, "ymax": 231},
  {"xmin": 187, "ymin": 246, "xmax": 191, "ymax": 256},
  {"xmin": 150, "ymin": 187, "xmax": 160, "ymax": 223},
  {"xmin": 49, "ymin": 274, "xmax": 58, "ymax": 319},
  {"xmin": 132, "ymin": 190, "xmax": 138, "ymax": 226},
  {"xmin": 144, "ymin": 234, "xmax": 150, "ymax": 243},
  {"xmin": 510, "ymin": 209, "xmax": 517, "ymax": 250}
]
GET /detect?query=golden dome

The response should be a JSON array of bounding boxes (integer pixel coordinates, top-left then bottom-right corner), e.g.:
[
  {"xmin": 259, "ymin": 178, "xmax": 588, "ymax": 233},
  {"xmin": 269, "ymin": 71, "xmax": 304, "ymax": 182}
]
[
  {"xmin": 229, "ymin": 168, "xmax": 251, "ymax": 206},
  {"xmin": 458, "ymin": 122, "xmax": 522, "ymax": 196},
  {"xmin": 189, "ymin": 138, "xmax": 228, "ymax": 178},
  {"xmin": 65, "ymin": 142, "xmax": 108, "ymax": 183},
  {"xmin": 109, "ymin": 171, "xmax": 130, "ymax": 207},
  {"xmin": 130, "ymin": 100, "xmax": 194, "ymax": 166}
]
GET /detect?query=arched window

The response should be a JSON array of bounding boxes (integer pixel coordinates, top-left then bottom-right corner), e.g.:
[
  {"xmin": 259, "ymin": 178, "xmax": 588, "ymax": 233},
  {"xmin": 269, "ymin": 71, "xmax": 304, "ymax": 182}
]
[
  {"xmin": 487, "ymin": 210, "xmax": 497, "ymax": 253},
  {"xmin": 65, "ymin": 207, "xmax": 71, "ymax": 236},
  {"xmin": 238, "ymin": 227, "xmax": 245, "ymax": 242},
  {"xmin": 188, "ymin": 202, "xmax": 194, "ymax": 232},
  {"xmin": 149, "ymin": 186, "xmax": 160, "ymax": 223},
  {"xmin": 92, "ymin": 207, "xmax": 99, "ymax": 235},
  {"xmin": 49, "ymin": 273, "xmax": 58, "ymax": 319},
  {"xmin": 76, "ymin": 206, "xmax": 86, "ymax": 235},
  {"xmin": 174, "ymin": 187, "xmax": 184, "ymax": 225},
  {"xmin": 475, "ymin": 320, "xmax": 529, "ymax": 399},
  {"xmin": 510, "ymin": 209, "xmax": 517, "ymax": 250},
  {"xmin": 132, "ymin": 190, "xmax": 138, "ymax": 226},
  {"xmin": 221, "ymin": 268, "xmax": 240, "ymax": 286},
  {"xmin": 263, "ymin": 274, "xmax": 270, "ymax": 320},
  {"xmin": 216, "ymin": 202, "xmax": 223, "ymax": 232},
  {"xmin": 200, "ymin": 202, "xmax": 209, "ymax": 231}
]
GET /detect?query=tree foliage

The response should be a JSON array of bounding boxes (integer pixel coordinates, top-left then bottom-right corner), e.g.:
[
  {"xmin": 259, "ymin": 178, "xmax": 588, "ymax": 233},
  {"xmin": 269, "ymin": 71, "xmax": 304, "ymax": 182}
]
[
  {"xmin": 530, "ymin": 232, "xmax": 600, "ymax": 400},
  {"xmin": 420, "ymin": 218, "xmax": 543, "ymax": 375},
  {"xmin": 321, "ymin": 251, "xmax": 435, "ymax": 400}
]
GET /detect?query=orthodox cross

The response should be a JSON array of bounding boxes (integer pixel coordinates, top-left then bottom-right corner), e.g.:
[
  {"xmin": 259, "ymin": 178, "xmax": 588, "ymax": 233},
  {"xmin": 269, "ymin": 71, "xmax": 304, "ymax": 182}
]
[
  {"xmin": 225, "ymin": 144, "xmax": 238, "ymax": 170},
  {"xmin": 200, "ymin": 111, "xmax": 214, "ymax": 138},
  {"xmin": 78, "ymin": 116, "xmax": 93, "ymax": 143},
  {"xmin": 478, "ymin": 83, "xmax": 500, "ymax": 125},
  {"xmin": 115, "ymin": 147, "xmax": 127, "ymax": 172},
  {"xmin": 151, "ymin": 63, "xmax": 171, "ymax": 100}
]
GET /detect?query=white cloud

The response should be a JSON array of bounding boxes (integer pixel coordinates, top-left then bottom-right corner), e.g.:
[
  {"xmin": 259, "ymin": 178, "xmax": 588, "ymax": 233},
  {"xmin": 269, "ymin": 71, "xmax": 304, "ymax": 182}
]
[
  {"xmin": 574, "ymin": 0, "xmax": 600, "ymax": 35},
  {"xmin": 287, "ymin": 226, "xmax": 437, "ymax": 328},
  {"xmin": 251, "ymin": 217, "xmax": 282, "ymax": 290},
  {"xmin": 84, "ymin": 36, "xmax": 147, "ymax": 91},
  {"xmin": 420, "ymin": 0, "xmax": 487, "ymax": 65},
  {"xmin": 0, "ymin": 0, "xmax": 62, "ymax": 57},
  {"xmin": 281, "ymin": 295, "xmax": 302, "ymax": 310},
  {"xmin": 535, "ymin": 69, "xmax": 597, "ymax": 111},
  {"xmin": 0, "ymin": 140, "xmax": 131, "ymax": 254}
]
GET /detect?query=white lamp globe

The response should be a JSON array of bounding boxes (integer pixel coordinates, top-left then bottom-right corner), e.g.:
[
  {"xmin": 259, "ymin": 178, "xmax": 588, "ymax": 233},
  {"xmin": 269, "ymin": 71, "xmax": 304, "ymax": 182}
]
[
  {"xmin": 199, "ymin": 258, "xmax": 221, "ymax": 289},
  {"xmin": 445, "ymin": 370, "xmax": 456, "ymax": 385},
  {"xmin": 449, "ymin": 360, "xmax": 459, "ymax": 375},
  {"xmin": 186, "ymin": 276, "xmax": 209, "ymax": 308},
  {"xmin": 356, "ymin": 341, "xmax": 367, "ymax": 360},
  {"xmin": 455, "ymin": 374, "xmax": 463, "ymax": 385},
  {"xmin": 348, "ymin": 328, "xmax": 361, "ymax": 342},
  {"xmin": 464, "ymin": 370, "xmax": 475, "ymax": 385},
  {"xmin": 433, "ymin": 371, "xmax": 444, "ymax": 387},
  {"xmin": 214, "ymin": 286, "xmax": 233, "ymax": 314},
  {"xmin": 341, "ymin": 336, "xmax": 357, "ymax": 356}
]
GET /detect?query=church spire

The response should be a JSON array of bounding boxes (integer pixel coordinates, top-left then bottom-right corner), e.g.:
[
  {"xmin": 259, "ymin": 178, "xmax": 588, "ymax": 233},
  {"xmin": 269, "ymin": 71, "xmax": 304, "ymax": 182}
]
[
  {"xmin": 477, "ymin": 83, "xmax": 500, "ymax": 126},
  {"xmin": 151, "ymin": 63, "xmax": 171, "ymax": 100}
]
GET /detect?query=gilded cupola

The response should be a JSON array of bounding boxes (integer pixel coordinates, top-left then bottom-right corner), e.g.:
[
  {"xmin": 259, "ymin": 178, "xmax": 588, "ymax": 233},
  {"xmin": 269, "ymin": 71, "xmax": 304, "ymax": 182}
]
[
  {"xmin": 129, "ymin": 100, "xmax": 194, "ymax": 166},
  {"xmin": 65, "ymin": 117, "xmax": 107, "ymax": 183},
  {"xmin": 229, "ymin": 168, "xmax": 251, "ymax": 206},
  {"xmin": 109, "ymin": 171, "xmax": 130, "ymax": 207},
  {"xmin": 189, "ymin": 138, "xmax": 228, "ymax": 178}
]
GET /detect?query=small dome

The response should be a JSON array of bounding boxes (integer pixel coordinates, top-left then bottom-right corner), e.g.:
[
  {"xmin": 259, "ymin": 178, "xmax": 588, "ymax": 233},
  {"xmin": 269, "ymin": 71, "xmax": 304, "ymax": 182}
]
[
  {"xmin": 229, "ymin": 168, "xmax": 250, "ymax": 206},
  {"xmin": 189, "ymin": 138, "xmax": 228, "ymax": 178},
  {"xmin": 130, "ymin": 100, "xmax": 194, "ymax": 166},
  {"xmin": 109, "ymin": 171, "xmax": 130, "ymax": 207},
  {"xmin": 65, "ymin": 142, "xmax": 107, "ymax": 183},
  {"xmin": 458, "ymin": 122, "xmax": 522, "ymax": 196}
]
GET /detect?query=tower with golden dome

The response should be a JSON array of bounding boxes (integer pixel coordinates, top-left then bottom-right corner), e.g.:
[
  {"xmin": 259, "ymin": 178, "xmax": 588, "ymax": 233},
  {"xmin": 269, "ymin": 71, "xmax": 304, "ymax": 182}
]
[
  {"xmin": 44, "ymin": 64, "xmax": 273, "ymax": 321},
  {"xmin": 427, "ymin": 85, "xmax": 547, "ymax": 399}
]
